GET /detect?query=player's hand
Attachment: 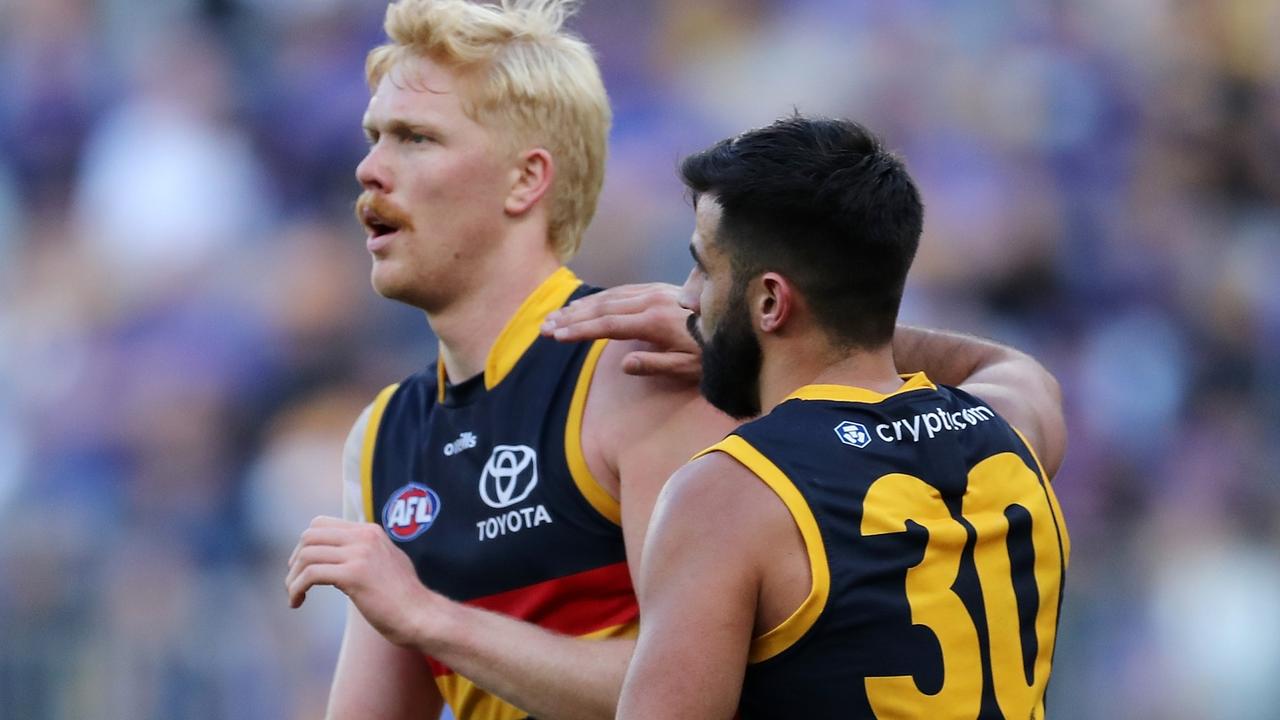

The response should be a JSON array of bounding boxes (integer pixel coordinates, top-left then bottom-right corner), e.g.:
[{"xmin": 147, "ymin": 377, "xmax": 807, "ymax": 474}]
[
  {"xmin": 287, "ymin": 516, "xmax": 440, "ymax": 647},
  {"xmin": 541, "ymin": 283, "xmax": 702, "ymax": 382}
]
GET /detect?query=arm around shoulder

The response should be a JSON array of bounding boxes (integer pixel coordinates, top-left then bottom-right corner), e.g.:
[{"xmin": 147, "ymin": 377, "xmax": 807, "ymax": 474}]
[{"xmin": 893, "ymin": 326, "xmax": 1066, "ymax": 478}]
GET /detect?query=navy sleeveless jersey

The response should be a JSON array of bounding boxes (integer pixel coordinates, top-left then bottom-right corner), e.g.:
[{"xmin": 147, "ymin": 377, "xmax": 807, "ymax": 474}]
[
  {"xmin": 359, "ymin": 268, "xmax": 636, "ymax": 720},
  {"xmin": 699, "ymin": 373, "xmax": 1069, "ymax": 720}
]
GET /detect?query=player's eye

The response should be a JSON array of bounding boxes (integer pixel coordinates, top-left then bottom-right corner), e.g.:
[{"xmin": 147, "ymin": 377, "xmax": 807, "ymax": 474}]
[{"xmin": 405, "ymin": 131, "xmax": 434, "ymax": 145}]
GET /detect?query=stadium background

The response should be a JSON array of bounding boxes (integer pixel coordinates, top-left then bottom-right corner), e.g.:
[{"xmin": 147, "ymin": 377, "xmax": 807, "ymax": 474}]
[{"xmin": 1, "ymin": 0, "xmax": 1277, "ymax": 717}]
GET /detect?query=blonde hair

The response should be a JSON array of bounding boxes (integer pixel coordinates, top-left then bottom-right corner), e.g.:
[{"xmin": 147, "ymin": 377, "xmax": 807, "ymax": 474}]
[{"xmin": 366, "ymin": 0, "xmax": 610, "ymax": 261}]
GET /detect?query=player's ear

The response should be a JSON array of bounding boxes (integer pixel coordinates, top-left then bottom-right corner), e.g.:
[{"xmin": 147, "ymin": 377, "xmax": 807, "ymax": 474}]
[
  {"xmin": 756, "ymin": 272, "xmax": 792, "ymax": 335},
  {"xmin": 505, "ymin": 148, "xmax": 555, "ymax": 216}
]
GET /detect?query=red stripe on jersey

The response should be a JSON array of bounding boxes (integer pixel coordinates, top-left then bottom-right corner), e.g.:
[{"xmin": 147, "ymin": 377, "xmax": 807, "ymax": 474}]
[{"xmin": 428, "ymin": 561, "xmax": 637, "ymax": 677}]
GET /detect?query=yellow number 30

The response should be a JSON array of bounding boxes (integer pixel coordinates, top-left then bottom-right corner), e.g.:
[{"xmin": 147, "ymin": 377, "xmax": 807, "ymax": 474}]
[{"xmin": 860, "ymin": 452, "xmax": 1069, "ymax": 720}]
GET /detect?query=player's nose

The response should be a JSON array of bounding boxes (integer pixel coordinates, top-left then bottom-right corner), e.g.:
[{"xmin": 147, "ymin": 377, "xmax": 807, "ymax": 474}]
[
  {"xmin": 356, "ymin": 143, "xmax": 392, "ymax": 193},
  {"xmin": 678, "ymin": 266, "xmax": 701, "ymax": 313}
]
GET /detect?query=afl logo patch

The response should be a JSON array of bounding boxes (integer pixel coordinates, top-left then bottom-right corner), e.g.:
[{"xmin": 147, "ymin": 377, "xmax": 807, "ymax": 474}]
[
  {"xmin": 382, "ymin": 483, "xmax": 441, "ymax": 542},
  {"xmin": 479, "ymin": 445, "xmax": 539, "ymax": 509}
]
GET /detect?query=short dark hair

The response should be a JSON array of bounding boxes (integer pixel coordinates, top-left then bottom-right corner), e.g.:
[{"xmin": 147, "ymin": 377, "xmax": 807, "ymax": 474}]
[{"xmin": 680, "ymin": 115, "xmax": 924, "ymax": 349}]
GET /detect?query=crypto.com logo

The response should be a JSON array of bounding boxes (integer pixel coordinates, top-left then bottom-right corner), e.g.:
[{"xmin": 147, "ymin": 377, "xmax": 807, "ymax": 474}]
[
  {"xmin": 834, "ymin": 421, "xmax": 872, "ymax": 449},
  {"xmin": 479, "ymin": 445, "xmax": 539, "ymax": 509}
]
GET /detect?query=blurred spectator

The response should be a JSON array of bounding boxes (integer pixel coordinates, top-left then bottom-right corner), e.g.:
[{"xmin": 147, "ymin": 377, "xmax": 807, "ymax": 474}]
[{"xmin": 71, "ymin": 24, "xmax": 273, "ymax": 314}]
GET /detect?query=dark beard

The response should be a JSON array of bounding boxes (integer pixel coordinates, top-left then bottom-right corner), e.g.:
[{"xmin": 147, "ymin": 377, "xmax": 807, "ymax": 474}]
[{"xmin": 688, "ymin": 297, "xmax": 762, "ymax": 420}]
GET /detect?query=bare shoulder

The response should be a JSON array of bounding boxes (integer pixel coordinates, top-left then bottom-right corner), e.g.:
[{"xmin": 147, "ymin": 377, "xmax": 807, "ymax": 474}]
[
  {"xmin": 961, "ymin": 368, "xmax": 1066, "ymax": 479},
  {"xmin": 589, "ymin": 339, "xmax": 735, "ymax": 438},
  {"xmin": 645, "ymin": 449, "xmax": 813, "ymax": 639},
  {"xmin": 584, "ymin": 339, "xmax": 739, "ymax": 500},
  {"xmin": 577, "ymin": 340, "xmax": 742, "ymax": 576},
  {"xmin": 593, "ymin": 339, "xmax": 700, "ymax": 405},
  {"xmin": 650, "ymin": 451, "xmax": 792, "ymax": 553},
  {"xmin": 638, "ymin": 450, "xmax": 799, "ymax": 624}
]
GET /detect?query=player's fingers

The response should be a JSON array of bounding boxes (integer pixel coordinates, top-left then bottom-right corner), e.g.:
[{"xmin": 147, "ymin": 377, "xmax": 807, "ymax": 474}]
[
  {"xmin": 543, "ymin": 295, "xmax": 648, "ymax": 336},
  {"xmin": 622, "ymin": 351, "xmax": 702, "ymax": 382},
  {"xmin": 548, "ymin": 314, "xmax": 649, "ymax": 343},
  {"xmin": 542, "ymin": 296, "xmax": 602, "ymax": 330},
  {"xmin": 565, "ymin": 309, "xmax": 696, "ymax": 349},
  {"xmin": 287, "ymin": 562, "xmax": 350, "ymax": 609},
  {"xmin": 286, "ymin": 545, "xmax": 348, "ymax": 588},
  {"xmin": 567, "ymin": 295, "xmax": 653, "ymax": 326},
  {"xmin": 308, "ymin": 515, "xmax": 356, "ymax": 530},
  {"xmin": 288, "ymin": 522, "xmax": 363, "ymax": 567},
  {"xmin": 301, "ymin": 526, "xmax": 356, "ymax": 545},
  {"xmin": 289, "ymin": 527, "xmax": 352, "ymax": 568},
  {"xmin": 543, "ymin": 284, "xmax": 680, "ymax": 332}
]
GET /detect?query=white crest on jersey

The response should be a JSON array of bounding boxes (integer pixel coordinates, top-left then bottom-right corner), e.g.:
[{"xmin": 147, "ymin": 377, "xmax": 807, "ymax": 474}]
[{"xmin": 479, "ymin": 444, "xmax": 539, "ymax": 508}]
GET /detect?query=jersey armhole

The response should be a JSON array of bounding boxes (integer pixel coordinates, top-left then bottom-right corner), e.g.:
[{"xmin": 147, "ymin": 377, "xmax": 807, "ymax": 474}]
[
  {"xmin": 1009, "ymin": 423, "xmax": 1071, "ymax": 561},
  {"xmin": 694, "ymin": 435, "xmax": 830, "ymax": 663},
  {"xmin": 564, "ymin": 339, "xmax": 622, "ymax": 525},
  {"xmin": 360, "ymin": 383, "xmax": 401, "ymax": 524}
]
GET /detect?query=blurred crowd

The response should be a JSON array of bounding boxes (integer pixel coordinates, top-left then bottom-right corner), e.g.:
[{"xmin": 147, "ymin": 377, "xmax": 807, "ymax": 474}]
[{"xmin": 1, "ymin": 0, "xmax": 1277, "ymax": 718}]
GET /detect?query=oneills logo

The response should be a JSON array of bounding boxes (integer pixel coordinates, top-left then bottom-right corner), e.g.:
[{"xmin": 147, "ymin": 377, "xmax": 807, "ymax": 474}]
[{"xmin": 443, "ymin": 431, "xmax": 478, "ymax": 456}]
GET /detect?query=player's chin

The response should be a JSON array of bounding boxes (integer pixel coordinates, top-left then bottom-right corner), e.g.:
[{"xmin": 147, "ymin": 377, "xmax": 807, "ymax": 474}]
[
  {"xmin": 371, "ymin": 262, "xmax": 433, "ymax": 309},
  {"xmin": 370, "ymin": 259, "xmax": 408, "ymax": 299}
]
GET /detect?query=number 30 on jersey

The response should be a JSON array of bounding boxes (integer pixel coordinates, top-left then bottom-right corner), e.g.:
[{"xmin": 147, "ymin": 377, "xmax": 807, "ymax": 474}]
[{"xmin": 861, "ymin": 452, "xmax": 1069, "ymax": 720}]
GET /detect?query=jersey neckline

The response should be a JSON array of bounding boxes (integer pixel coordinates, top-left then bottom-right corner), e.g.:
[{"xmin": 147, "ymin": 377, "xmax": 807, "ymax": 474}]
[
  {"xmin": 436, "ymin": 266, "xmax": 584, "ymax": 405},
  {"xmin": 783, "ymin": 371, "xmax": 937, "ymax": 405}
]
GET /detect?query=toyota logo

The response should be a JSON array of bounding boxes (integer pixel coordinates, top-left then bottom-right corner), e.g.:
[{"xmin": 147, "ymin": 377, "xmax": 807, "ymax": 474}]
[{"xmin": 479, "ymin": 444, "xmax": 539, "ymax": 508}]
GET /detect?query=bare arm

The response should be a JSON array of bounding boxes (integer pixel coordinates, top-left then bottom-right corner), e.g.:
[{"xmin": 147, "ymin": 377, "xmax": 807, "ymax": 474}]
[
  {"xmin": 414, "ymin": 599, "xmax": 635, "ymax": 720},
  {"xmin": 542, "ymin": 286, "xmax": 1064, "ymax": 477},
  {"xmin": 295, "ymin": 408, "xmax": 635, "ymax": 720},
  {"xmin": 893, "ymin": 326, "xmax": 1066, "ymax": 477},
  {"xmin": 327, "ymin": 408, "xmax": 443, "ymax": 720},
  {"xmin": 426, "ymin": 341, "xmax": 736, "ymax": 717},
  {"xmin": 291, "ymin": 514, "xmax": 638, "ymax": 720},
  {"xmin": 329, "ymin": 604, "xmax": 444, "ymax": 719},
  {"xmin": 382, "ymin": 340, "xmax": 742, "ymax": 719},
  {"xmin": 617, "ymin": 455, "xmax": 768, "ymax": 719}
]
